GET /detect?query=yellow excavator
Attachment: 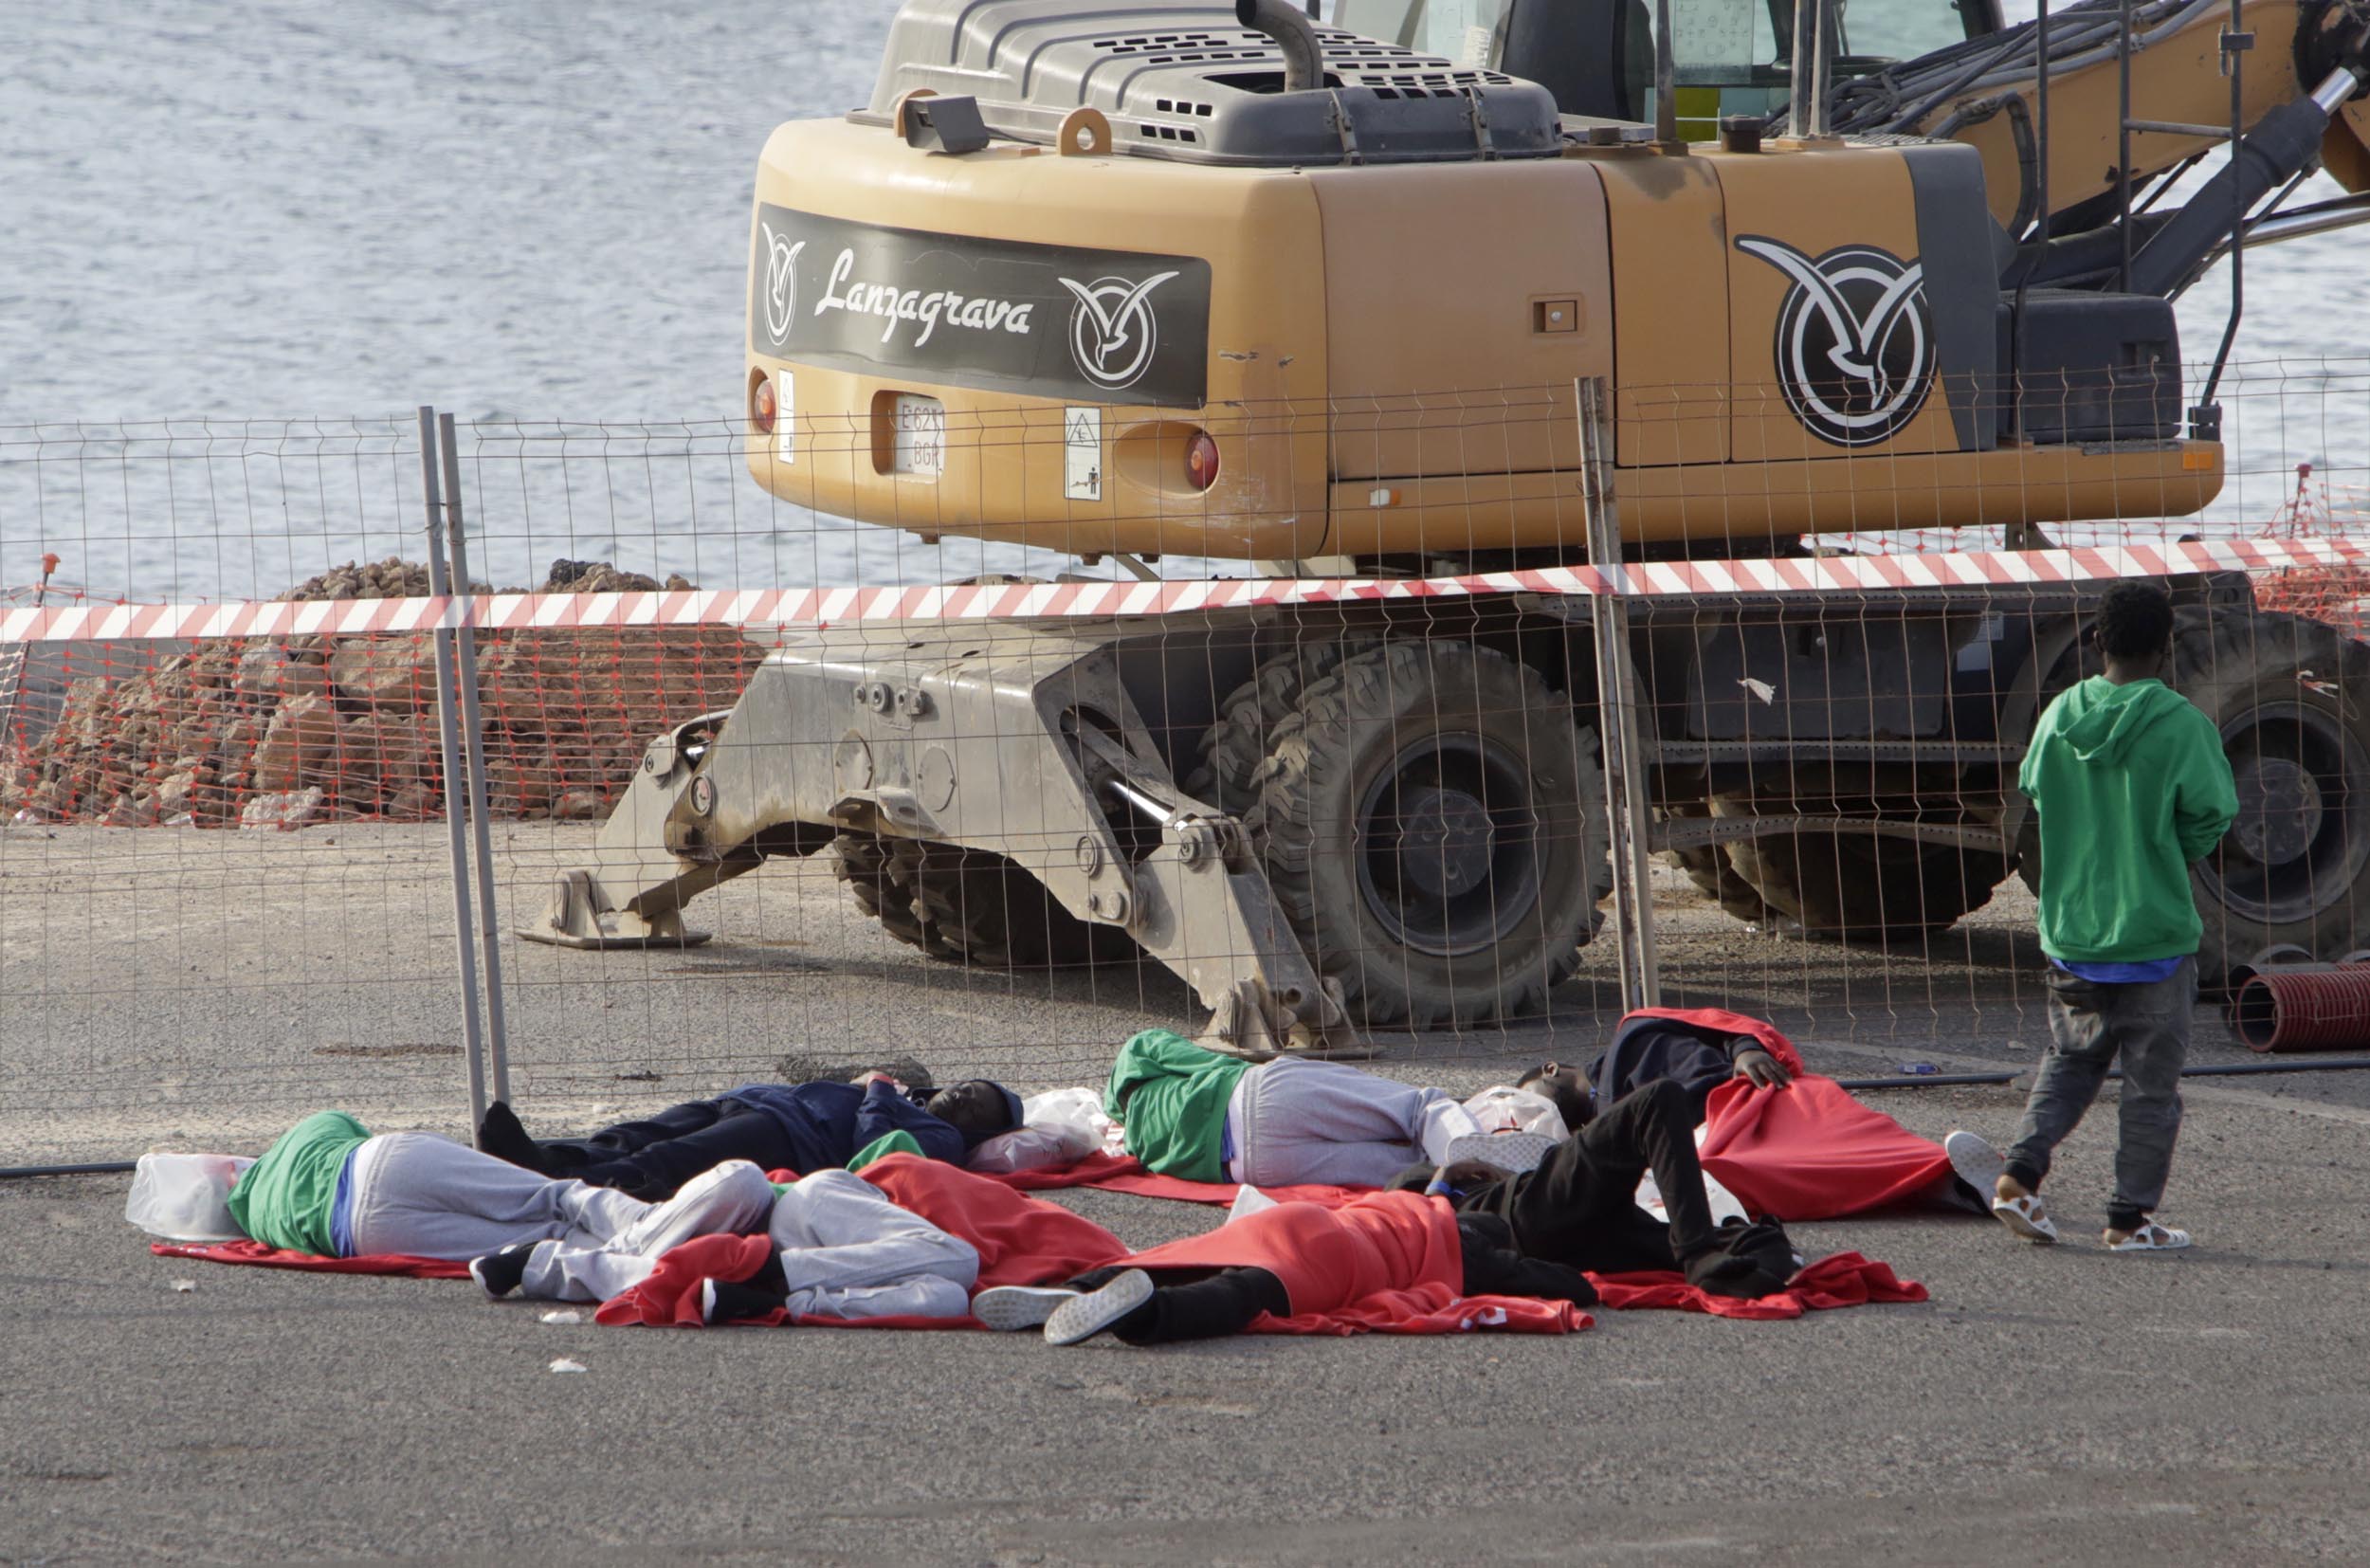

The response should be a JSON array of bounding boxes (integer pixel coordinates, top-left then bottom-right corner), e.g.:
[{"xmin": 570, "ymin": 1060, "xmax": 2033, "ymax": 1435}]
[{"xmin": 528, "ymin": 0, "xmax": 2370, "ymax": 1054}]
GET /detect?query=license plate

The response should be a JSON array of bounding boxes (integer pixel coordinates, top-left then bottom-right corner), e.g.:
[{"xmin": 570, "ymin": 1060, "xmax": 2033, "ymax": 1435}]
[{"xmin": 890, "ymin": 394, "xmax": 945, "ymax": 479}]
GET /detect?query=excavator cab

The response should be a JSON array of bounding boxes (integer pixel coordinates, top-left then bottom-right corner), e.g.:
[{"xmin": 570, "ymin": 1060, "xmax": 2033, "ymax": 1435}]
[{"xmin": 1333, "ymin": 0, "xmax": 2002, "ymax": 126}]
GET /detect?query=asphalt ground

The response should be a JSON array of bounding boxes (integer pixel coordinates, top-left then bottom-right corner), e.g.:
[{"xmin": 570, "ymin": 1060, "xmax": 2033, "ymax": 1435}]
[
  {"xmin": 6, "ymin": 822, "xmax": 2370, "ymax": 1562},
  {"xmin": 8, "ymin": 820, "xmax": 2367, "ymax": 1167}
]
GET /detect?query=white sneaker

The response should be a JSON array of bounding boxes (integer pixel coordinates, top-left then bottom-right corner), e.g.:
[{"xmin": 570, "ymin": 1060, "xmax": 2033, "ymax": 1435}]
[
  {"xmin": 1045, "ymin": 1269, "xmax": 1156, "ymax": 1346},
  {"xmin": 970, "ymin": 1285, "xmax": 1080, "ymax": 1332},
  {"xmin": 1943, "ymin": 1130, "xmax": 2007, "ymax": 1198},
  {"xmin": 1440, "ymin": 1130, "xmax": 1556, "ymax": 1176}
]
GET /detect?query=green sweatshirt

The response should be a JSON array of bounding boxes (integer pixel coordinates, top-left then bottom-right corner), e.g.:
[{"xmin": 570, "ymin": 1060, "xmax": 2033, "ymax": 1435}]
[
  {"xmin": 1105, "ymin": 1029, "xmax": 1249, "ymax": 1183},
  {"xmin": 2018, "ymin": 676, "xmax": 2239, "ymax": 963},
  {"xmin": 227, "ymin": 1110, "xmax": 371, "ymax": 1257}
]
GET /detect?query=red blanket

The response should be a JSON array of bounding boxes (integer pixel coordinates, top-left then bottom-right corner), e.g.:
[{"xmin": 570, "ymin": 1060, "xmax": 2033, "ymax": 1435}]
[
  {"xmin": 1118, "ymin": 1189, "xmax": 1584, "ymax": 1336},
  {"xmin": 1699, "ymin": 1074, "xmax": 1955, "ymax": 1220},
  {"xmin": 1590, "ymin": 1249, "xmax": 1926, "ymax": 1320},
  {"xmin": 987, "ymin": 1151, "xmax": 1362, "ymax": 1208},
  {"xmin": 151, "ymin": 1240, "xmax": 466, "ymax": 1279},
  {"xmin": 150, "ymin": 1236, "xmax": 1909, "ymax": 1326},
  {"xmin": 608, "ymin": 1162, "xmax": 1581, "ymax": 1335},
  {"xmin": 600, "ymin": 1155, "xmax": 1135, "ymax": 1328},
  {"xmin": 1121, "ymin": 1190, "xmax": 1460, "ymax": 1314}
]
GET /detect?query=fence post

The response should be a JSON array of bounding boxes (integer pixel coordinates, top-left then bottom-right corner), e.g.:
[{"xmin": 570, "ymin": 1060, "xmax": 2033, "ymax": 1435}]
[
  {"xmin": 436, "ymin": 413, "xmax": 511, "ymax": 1104},
  {"xmin": 417, "ymin": 406, "xmax": 490, "ymax": 1130},
  {"xmin": 1577, "ymin": 377, "xmax": 1662, "ymax": 1012}
]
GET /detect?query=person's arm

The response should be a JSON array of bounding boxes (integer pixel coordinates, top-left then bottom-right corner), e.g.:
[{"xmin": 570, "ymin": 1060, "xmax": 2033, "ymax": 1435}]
[
  {"xmin": 1728, "ymin": 1036, "xmax": 1794, "ymax": 1089},
  {"xmin": 2171, "ymin": 709, "xmax": 2241, "ymax": 864},
  {"xmin": 852, "ymin": 1080, "xmax": 966, "ymax": 1164}
]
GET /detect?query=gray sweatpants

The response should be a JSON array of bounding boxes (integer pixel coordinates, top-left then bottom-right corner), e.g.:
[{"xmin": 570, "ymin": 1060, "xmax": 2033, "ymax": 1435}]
[
  {"xmin": 346, "ymin": 1134, "xmax": 774, "ymax": 1301},
  {"xmin": 769, "ymin": 1168, "xmax": 979, "ymax": 1320},
  {"xmin": 517, "ymin": 1160, "xmax": 779, "ymax": 1304},
  {"xmin": 1231, "ymin": 1057, "xmax": 1481, "ymax": 1189},
  {"xmin": 2005, "ymin": 958, "xmax": 2195, "ymax": 1231}
]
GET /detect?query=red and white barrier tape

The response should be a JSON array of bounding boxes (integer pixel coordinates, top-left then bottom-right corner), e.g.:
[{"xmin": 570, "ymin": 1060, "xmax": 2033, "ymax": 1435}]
[{"xmin": 4, "ymin": 536, "xmax": 2365, "ymax": 644}]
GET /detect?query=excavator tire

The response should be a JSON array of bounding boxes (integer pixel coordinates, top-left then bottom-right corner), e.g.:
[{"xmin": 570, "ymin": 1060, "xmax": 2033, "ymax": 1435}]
[
  {"xmin": 1186, "ymin": 637, "xmax": 1382, "ymax": 811},
  {"xmin": 1661, "ymin": 801, "xmax": 1773, "ymax": 923},
  {"xmin": 1248, "ymin": 640, "xmax": 1611, "ymax": 1029},
  {"xmin": 832, "ymin": 832, "xmax": 957, "ymax": 960},
  {"xmin": 2168, "ymin": 606, "xmax": 2370, "ymax": 991},
  {"xmin": 1716, "ymin": 765, "xmax": 2006, "ymax": 942},
  {"xmin": 831, "ymin": 832, "xmax": 1132, "ymax": 970},
  {"xmin": 905, "ymin": 843, "xmax": 1139, "ymax": 970}
]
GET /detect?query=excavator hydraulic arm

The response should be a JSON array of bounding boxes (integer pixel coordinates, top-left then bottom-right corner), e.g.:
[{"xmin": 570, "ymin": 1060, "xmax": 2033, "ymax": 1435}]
[{"xmin": 1887, "ymin": 0, "xmax": 2370, "ymax": 232}]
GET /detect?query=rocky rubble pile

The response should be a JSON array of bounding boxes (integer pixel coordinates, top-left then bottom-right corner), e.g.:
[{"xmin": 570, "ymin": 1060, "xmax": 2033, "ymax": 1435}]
[{"xmin": 2, "ymin": 558, "xmax": 760, "ymax": 830}]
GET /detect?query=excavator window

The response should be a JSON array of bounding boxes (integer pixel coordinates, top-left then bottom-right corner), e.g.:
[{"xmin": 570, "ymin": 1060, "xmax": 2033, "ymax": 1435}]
[{"xmin": 1336, "ymin": 0, "xmax": 2005, "ymax": 124}]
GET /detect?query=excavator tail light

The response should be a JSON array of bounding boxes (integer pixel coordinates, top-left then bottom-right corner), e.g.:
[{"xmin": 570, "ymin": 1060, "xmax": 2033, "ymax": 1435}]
[
  {"xmin": 751, "ymin": 376, "xmax": 778, "ymax": 435},
  {"xmin": 1186, "ymin": 429, "xmax": 1220, "ymax": 492}
]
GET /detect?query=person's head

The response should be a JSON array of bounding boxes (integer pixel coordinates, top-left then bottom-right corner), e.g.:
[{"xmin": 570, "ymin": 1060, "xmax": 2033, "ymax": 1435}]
[
  {"xmin": 2090, "ymin": 581, "xmax": 2176, "ymax": 682},
  {"xmin": 926, "ymin": 1079, "xmax": 1024, "ymax": 1147},
  {"xmin": 1516, "ymin": 1062, "xmax": 1595, "ymax": 1131}
]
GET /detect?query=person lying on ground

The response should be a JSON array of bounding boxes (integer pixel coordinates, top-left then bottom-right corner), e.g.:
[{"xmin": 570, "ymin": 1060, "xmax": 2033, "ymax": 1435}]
[
  {"xmin": 1975, "ymin": 580, "xmax": 2237, "ymax": 1253},
  {"xmin": 481, "ymin": 1166, "xmax": 982, "ymax": 1320},
  {"xmin": 1516, "ymin": 1006, "xmax": 2008, "ymax": 1218},
  {"xmin": 474, "ymin": 1073, "xmax": 1023, "ymax": 1200},
  {"xmin": 1106, "ymin": 1029, "xmax": 1551, "ymax": 1190},
  {"xmin": 206, "ymin": 1110, "xmax": 774, "ymax": 1302},
  {"xmin": 1534, "ymin": 1006, "xmax": 1802, "ymax": 1124},
  {"xmin": 969, "ymin": 1191, "xmax": 1595, "ymax": 1346},
  {"xmin": 1390, "ymin": 1078, "xmax": 1801, "ymax": 1296}
]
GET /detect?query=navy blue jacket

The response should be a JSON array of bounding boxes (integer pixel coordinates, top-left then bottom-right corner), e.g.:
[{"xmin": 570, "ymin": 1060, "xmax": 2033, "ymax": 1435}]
[
  {"xmin": 1585, "ymin": 1015, "xmax": 1759, "ymax": 1124},
  {"xmin": 721, "ymin": 1080, "xmax": 965, "ymax": 1173}
]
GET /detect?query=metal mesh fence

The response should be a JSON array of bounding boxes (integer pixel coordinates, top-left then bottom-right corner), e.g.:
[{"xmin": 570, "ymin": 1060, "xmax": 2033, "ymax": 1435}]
[{"xmin": 5, "ymin": 367, "xmax": 2368, "ymax": 1165}]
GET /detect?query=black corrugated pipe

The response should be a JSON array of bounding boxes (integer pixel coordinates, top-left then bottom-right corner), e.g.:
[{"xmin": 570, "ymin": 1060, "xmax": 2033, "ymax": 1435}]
[
  {"xmin": 1237, "ymin": 0, "xmax": 1324, "ymax": 92},
  {"xmin": 0, "ymin": 1160, "xmax": 137, "ymax": 1179}
]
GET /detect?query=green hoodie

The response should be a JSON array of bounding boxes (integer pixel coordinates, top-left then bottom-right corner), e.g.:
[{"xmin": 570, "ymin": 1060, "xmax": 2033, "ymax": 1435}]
[
  {"xmin": 227, "ymin": 1110, "xmax": 371, "ymax": 1257},
  {"xmin": 1105, "ymin": 1029, "xmax": 1248, "ymax": 1183},
  {"xmin": 2018, "ymin": 676, "xmax": 2239, "ymax": 963}
]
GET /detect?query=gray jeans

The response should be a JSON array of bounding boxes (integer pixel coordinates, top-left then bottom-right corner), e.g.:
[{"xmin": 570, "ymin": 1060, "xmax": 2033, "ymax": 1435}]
[
  {"xmin": 2006, "ymin": 958, "xmax": 2195, "ymax": 1231},
  {"xmin": 1232, "ymin": 1057, "xmax": 1481, "ymax": 1189}
]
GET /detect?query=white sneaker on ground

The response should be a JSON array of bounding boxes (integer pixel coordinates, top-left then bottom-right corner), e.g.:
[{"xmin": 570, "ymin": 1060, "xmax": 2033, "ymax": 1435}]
[
  {"xmin": 970, "ymin": 1285, "xmax": 1081, "ymax": 1332},
  {"xmin": 2104, "ymin": 1219, "xmax": 2193, "ymax": 1252},
  {"xmin": 1943, "ymin": 1130, "xmax": 2007, "ymax": 1198},
  {"xmin": 1045, "ymin": 1269, "xmax": 1156, "ymax": 1346},
  {"xmin": 1440, "ymin": 1130, "xmax": 1556, "ymax": 1176}
]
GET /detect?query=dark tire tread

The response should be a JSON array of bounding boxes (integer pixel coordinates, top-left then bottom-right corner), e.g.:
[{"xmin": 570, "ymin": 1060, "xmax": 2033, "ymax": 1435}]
[{"xmin": 1248, "ymin": 639, "xmax": 1612, "ymax": 1030}]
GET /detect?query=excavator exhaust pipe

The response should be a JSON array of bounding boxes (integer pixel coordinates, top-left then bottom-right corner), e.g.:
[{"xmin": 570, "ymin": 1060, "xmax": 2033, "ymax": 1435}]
[{"xmin": 1235, "ymin": 0, "xmax": 1324, "ymax": 92}]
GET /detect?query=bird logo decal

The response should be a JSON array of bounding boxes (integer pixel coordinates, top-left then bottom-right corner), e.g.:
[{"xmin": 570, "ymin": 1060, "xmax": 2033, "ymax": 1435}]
[
  {"xmin": 1735, "ymin": 235, "xmax": 1935, "ymax": 447},
  {"xmin": 760, "ymin": 223, "xmax": 806, "ymax": 345},
  {"xmin": 1058, "ymin": 270, "xmax": 1180, "ymax": 391}
]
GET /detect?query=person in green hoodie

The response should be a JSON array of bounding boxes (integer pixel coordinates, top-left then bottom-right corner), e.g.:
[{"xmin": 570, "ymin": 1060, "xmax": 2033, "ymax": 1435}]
[{"xmin": 1969, "ymin": 582, "xmax": 2237, "ymax": 1252}]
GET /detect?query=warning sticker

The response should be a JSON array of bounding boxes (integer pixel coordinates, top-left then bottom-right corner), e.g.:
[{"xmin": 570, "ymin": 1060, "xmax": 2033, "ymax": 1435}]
[{"xmin": 1065, "ymin": 406, "xmax": 1103, "ymax": 502}]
